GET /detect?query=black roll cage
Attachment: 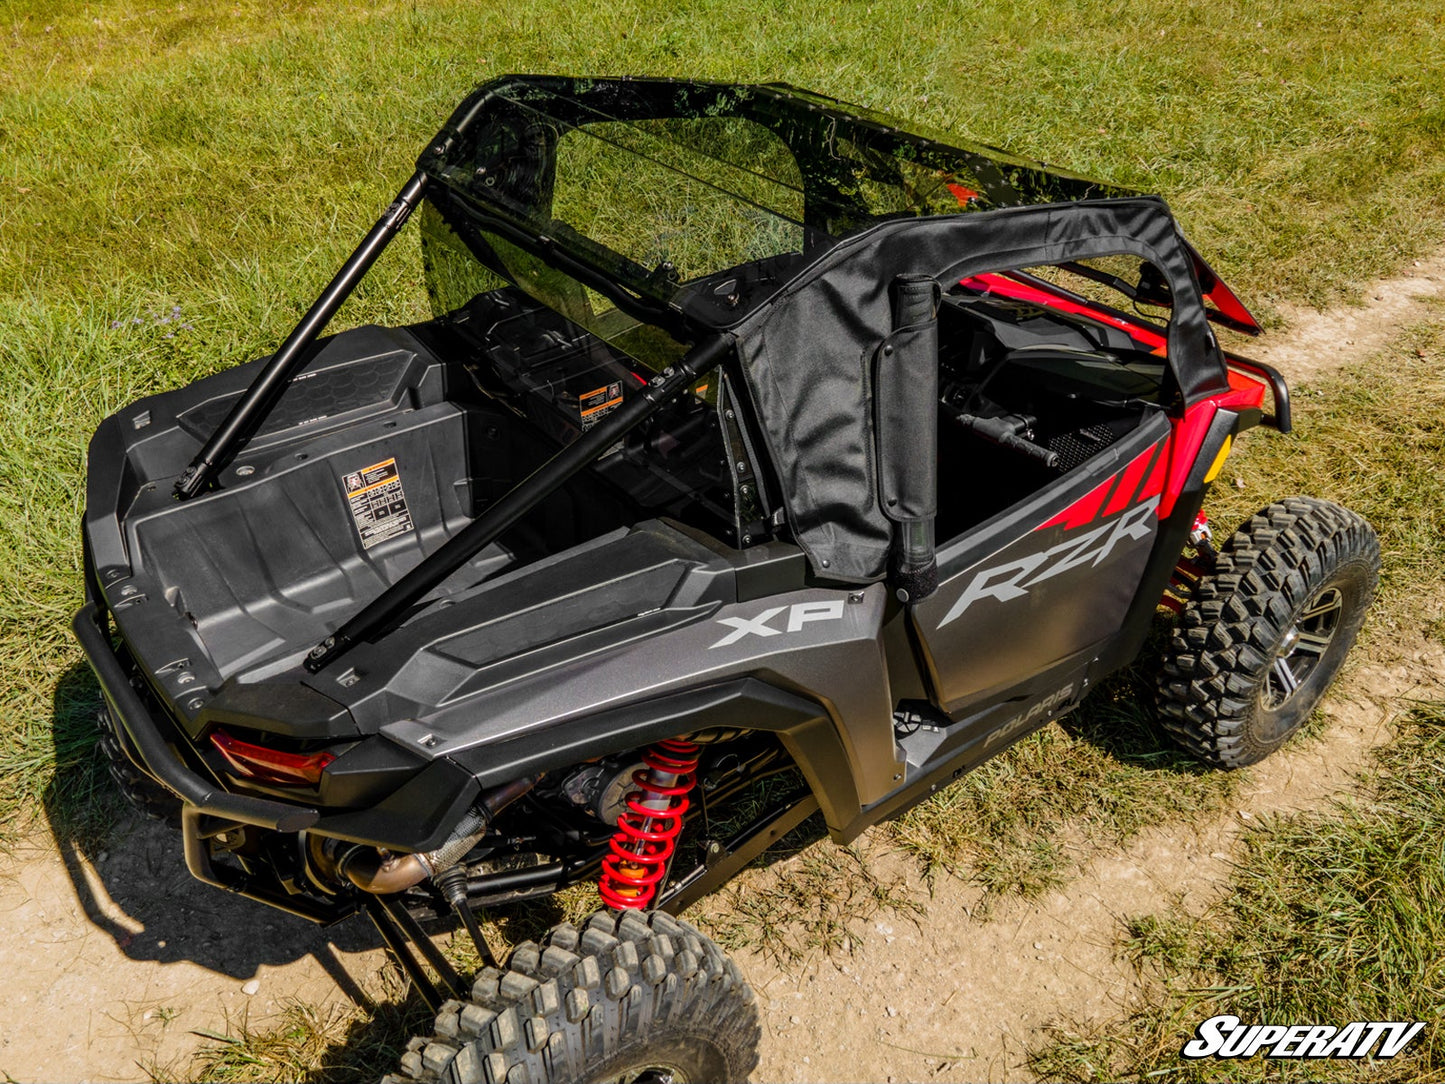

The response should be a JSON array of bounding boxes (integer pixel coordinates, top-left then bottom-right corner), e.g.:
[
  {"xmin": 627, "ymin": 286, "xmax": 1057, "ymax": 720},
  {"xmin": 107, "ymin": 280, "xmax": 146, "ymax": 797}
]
[{"xmin": 170, "ymin": 75, "xmax": 1248, "ymax": 666}]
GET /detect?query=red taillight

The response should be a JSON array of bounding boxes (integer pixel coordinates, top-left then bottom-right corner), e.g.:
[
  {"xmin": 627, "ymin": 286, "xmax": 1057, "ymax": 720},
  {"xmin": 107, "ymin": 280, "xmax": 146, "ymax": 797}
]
[{"xmin": 210, "ymin": 729, "xmax": 334, "ymax": 786}]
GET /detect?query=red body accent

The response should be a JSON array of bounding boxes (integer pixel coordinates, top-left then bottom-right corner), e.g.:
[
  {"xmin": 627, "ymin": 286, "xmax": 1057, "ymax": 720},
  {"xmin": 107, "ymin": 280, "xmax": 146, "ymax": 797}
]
[
  {"xmin": 210, "ymin": 729, "xmax": 335, "ymax": 786},
  {"xmin": 960, "ymin": 272, "xmax": 1168, "ymax": 350},
  {"xmin": 598, "ymin": 738, "xmax": 700, "ymax": 910},
  {"xmin": 1041, "ymin": 474, "xmax": 1115, "ymax": 530},
  {"xmin": 1037, "ymin": 440, "xmax": 1163, "ymax": 531},
  {"xmin": 961, "ymin": 271, "xmax": 1269, "ymax": 530},
  {"xmin": 1103, "ymin": 444, "xmax": 1159, "ymax": 517},
  {"xmin": 1138, "ymin": 441, "xmax": 1169, "ymax": 501},
  {"xmin": 1187, "ymin": 243, "xmax": 1263, "ymax": 333},
  {"xmin": 946, "ymin": 182, "xmax": 979, "ymax": 206}
]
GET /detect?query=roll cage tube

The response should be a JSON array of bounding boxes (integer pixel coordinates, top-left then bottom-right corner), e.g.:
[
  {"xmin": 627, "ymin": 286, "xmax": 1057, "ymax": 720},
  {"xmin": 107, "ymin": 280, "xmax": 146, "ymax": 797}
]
[
  {"xmin": 303, "ymin": 333, "xmax": 735, "ymax": 673},
  {"xmin": 174, "ymin": 155, "xmax": 696, "ymax": 501},
  {"xmin": 173, "ymin": 171, "xmax": 431, "ymax": 499}
]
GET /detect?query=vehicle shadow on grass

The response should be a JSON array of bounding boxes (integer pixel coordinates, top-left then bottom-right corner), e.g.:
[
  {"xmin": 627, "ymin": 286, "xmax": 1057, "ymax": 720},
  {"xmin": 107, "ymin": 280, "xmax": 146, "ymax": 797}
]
[
  {"xmin": 43, "ymin": 661, "xmax": 380, "ymax": 1004},
  {"xmin": 1053, "ymin": 627, "xmax": 1221, "ymax": 779},
  {"xmin": 42, "ymin": 662, "xmax": 825, "ymax": 1079}
]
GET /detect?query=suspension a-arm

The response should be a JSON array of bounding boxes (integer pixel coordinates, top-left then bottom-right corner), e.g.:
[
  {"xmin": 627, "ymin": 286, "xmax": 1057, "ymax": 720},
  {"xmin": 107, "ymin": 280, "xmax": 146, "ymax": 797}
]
[{"xmin": 303, "ymin": 332, "xmax": 734, "ymax": 673}]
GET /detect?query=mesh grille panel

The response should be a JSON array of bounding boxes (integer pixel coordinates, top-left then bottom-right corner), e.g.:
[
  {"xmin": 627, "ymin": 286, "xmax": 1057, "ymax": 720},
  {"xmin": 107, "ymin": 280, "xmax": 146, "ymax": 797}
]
[{"xmin": 1047, "ymin": 423, "xmax": 1118, "ymax": 473}]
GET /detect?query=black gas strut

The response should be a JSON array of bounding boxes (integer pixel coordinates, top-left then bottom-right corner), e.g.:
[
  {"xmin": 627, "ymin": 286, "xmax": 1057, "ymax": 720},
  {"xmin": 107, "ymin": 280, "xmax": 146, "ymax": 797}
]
[
  {"xmin": 303, "ymin": 333, "xmax": 734, "ymax": 673},
  {"xmin": 172, "ymin": 172, "xmax": 431, "ymax": 499}
]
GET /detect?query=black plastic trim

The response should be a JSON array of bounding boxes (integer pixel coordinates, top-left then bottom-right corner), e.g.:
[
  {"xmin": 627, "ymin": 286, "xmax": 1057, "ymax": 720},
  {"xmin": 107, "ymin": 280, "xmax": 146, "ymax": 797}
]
[
  {"xmin": 74, "ymin": 601, "xmax": 320, "ymax": 833},
  {"xmin": 1184, "ymin": 408, "xmax": 1241, "ymax": 493},
  {"xmin": 446, "ymin": 676, "xmax": 859, "ymax": 829}
]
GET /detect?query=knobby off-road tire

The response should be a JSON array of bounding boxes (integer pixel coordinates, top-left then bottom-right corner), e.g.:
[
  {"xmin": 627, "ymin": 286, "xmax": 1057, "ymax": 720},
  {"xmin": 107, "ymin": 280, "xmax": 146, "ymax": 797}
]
[
  {"xmin": 1158, "ymin": 497, "xmax": 1380, "ymax": 769},
  {"xmin": 387, "ymin": 908, "xmax": 761, "ymax": 1084},
  {"xmin": 96, "ymin": 707, "xmax": 181, "ymax": 823}
]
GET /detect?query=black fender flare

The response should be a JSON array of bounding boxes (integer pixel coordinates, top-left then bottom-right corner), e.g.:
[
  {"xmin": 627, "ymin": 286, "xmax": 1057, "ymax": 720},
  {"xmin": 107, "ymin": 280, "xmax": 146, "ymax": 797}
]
[{"xmin": 446, "ymin": 676, "xmax": 863, "ymax": 831}]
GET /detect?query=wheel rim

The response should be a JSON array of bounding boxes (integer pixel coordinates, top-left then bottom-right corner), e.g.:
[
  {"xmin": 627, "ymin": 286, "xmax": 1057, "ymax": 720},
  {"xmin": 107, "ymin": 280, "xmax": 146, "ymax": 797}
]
[
  {"xmin": 1262, "ymin": 586, "xmax": 1344, "ymax": 709},
  {"xmin": 610, "ymin": 1066, "xmax": 688, "ymax": 1084}
]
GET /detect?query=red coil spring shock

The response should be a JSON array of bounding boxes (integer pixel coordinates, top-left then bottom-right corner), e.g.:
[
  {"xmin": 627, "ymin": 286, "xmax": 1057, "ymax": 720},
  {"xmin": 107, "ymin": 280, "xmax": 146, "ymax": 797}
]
[
  {"xmin": 598, "ymin": 738, "xmax": 699, "ymax": 910},
  {"xmin": 1161, "ymin": 511, "xmax": 1216, "ymax": 614}
]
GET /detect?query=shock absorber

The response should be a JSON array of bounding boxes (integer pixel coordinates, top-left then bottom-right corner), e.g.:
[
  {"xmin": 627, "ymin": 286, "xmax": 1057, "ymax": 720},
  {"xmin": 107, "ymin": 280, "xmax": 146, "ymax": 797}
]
[
  {"xmin": 1161, "ymin": 511, "xmax": 1217, "ymax": 614},
  {"xmin": 598, "ymin": 738, "xmax": 699, "ymax": 910}
]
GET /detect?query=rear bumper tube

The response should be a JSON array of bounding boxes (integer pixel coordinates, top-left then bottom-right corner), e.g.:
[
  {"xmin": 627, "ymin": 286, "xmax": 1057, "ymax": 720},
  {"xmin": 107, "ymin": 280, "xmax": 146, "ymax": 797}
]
[
  {"xmin": 1226, "ymin": 354, "xmax": 1292, "ymax": 433},
  {"xmin": 71, "ymin": 601, "xmax": 319, "ymax": 833}
]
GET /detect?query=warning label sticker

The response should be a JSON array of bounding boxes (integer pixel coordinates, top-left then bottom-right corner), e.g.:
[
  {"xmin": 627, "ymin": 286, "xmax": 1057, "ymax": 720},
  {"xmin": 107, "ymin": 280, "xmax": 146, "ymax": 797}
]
[
  {"xmin": 578, "ymin": 382, "xmax": 624, "ymax": 430},
  {"xmin": 343, "ymin": 457, "xmax": 414, "ymax": 550}
]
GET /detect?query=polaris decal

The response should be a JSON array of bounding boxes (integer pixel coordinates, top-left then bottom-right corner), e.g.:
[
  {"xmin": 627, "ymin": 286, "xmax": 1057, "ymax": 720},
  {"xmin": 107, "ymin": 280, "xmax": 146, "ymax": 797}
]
[
  {"xmin": 1181, "ymin": 1015, "xmax": 1425, "ymax": 1061},
  {"xmin": 983, "ymin": 683, "xmax": 1075, "ymax": 752},
  {"xmin": 940, "ymin": 496, "xmax": 1159, "ymax": 626},
  {"xmin": 709, "ymin": 601, "xmax": 845, "ymax": 649}
]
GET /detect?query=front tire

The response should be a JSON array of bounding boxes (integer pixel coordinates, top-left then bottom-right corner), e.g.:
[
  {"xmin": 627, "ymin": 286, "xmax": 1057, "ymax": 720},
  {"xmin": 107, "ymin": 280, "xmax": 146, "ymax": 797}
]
[
  {"xmin": 388, "ymin": 909, "xmax": 761, "ymax": 1084},
  {"xmin": 1157, "ymin": 497, "xmax": 1380, "ymax": 768}
]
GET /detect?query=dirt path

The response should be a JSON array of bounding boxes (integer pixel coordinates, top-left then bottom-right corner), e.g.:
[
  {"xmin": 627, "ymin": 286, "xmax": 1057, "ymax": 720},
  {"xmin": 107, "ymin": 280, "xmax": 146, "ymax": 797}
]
[
  {"xmin": 4, "ymin": 264, "xmax": 1443, "ymax": 1083},
  {"xmin": 1243, "ymin": 253, "xmax": 1445, "ymax": 386}
]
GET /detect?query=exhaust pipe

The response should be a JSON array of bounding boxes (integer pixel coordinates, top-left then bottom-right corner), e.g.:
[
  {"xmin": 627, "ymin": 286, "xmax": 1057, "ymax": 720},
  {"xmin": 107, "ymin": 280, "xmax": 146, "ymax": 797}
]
[{"xmin": 340, "ymin": 775, "xmax": 537, "ymax": 894}]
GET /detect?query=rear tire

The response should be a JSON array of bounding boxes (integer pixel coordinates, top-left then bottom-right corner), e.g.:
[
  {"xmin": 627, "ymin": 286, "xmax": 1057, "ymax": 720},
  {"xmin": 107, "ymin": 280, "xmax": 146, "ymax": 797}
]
[
  {"xmin": 1157, "ymin": 497, "xmax": 1379, "ymax": 768},
  {"xmin": 388, "ymin": 908, "xmax": 761, "ymax": 1084},
  {"xmin": 96, "ymin": 707, "xmax": 181, "ymax": 823}
]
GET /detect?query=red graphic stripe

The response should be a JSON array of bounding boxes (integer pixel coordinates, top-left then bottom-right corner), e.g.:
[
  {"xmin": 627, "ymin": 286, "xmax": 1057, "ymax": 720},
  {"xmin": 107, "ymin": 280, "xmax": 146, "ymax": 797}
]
[
  {"xmin": 1102, "ymin": 443, "xmax": 1159, "ymax": 517},
  {"xmin": 1037, "ymin": 472, "xmax": 1117, "ymax": 531},
  {"xmin": 1138, "ymin": 436, "xmax": 1170, "ymax": 500}
]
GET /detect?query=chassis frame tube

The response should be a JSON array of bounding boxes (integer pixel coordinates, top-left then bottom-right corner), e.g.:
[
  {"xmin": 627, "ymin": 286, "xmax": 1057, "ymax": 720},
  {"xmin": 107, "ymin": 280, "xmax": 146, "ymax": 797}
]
[{"xmin": 181, "ymin": 808, "xmax": 349, "ymax": 923}]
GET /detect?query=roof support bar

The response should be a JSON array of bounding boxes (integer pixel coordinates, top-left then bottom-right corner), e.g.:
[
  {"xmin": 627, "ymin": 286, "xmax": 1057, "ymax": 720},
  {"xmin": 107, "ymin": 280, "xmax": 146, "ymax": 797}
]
[
  {"xmin": 173, "ymin": 171, "xmax": 430, "ymax": 499},
  {"xmin": 303, "ymin": 333, "xmax": 734, "ymax": 673}
]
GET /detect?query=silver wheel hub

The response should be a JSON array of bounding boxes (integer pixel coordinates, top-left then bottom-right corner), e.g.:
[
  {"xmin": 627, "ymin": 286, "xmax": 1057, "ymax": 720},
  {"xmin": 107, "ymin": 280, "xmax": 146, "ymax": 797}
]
[{"xmin": 1263, "ymin": 587, "xmax": 1343, "ymax": 709}]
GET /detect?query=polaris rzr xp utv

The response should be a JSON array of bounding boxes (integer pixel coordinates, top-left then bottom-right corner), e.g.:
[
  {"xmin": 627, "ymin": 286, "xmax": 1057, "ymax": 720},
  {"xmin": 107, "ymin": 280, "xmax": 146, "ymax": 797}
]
[{"xmin": 74, "ymin": 76, "xmax": 1380, "ymax": 1083}]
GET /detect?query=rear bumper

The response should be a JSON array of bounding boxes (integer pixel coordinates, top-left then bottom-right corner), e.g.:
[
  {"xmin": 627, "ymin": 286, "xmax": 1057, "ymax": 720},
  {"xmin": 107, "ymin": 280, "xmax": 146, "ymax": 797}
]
[{"xmin": 71, "ymin": 600, "xmax": 319, "ymax": 833}]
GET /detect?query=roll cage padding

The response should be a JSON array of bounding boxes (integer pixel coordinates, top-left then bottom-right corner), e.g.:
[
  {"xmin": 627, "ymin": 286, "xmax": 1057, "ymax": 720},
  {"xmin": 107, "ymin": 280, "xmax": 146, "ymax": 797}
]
[{"xmin": 730, "ymin": 197, "xmax": 1228, "ymax": 583}]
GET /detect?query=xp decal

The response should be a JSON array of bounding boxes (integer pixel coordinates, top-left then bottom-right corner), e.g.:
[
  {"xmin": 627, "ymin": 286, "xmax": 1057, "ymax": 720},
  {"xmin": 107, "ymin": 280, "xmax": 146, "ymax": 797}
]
[{"xmin": 709, "ymin": 600, "xmax": 847, "ymax": 648}]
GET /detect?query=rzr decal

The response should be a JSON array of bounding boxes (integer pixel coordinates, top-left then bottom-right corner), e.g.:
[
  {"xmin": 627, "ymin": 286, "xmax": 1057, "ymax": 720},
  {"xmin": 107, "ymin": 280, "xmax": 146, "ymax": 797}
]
[
  {"xmin": 941, "ymin": 497, "xmax": 1160, "ymax": 626},
  {"xmin": 709, "ymin": 600, "xmax": 845, "ymax": 649}
]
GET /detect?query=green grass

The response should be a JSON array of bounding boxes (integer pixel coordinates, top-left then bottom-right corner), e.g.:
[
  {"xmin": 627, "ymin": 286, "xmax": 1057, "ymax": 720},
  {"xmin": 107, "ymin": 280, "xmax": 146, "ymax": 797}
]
[
  {"xmin": 168, "ymin": 995, "xmax": 429, "ymax": 1084},
  {"xmin": 1211, "ymin": 312, "xmax": 1445, "ymax": 637},
  {"xmin": 1029, "ymin": 701, "xmax": 1445, "ymax": 1083},
  {"xmin": 698, "ymin": 838, "xmax": 926, "ymax": 965},
  {"xmin": 892, "ymin": 656, "xmax": 1242, "ymax": 907},
  {"xmin": 5, "ymin": 0, "xmax": 1445, "ymax": 841}
]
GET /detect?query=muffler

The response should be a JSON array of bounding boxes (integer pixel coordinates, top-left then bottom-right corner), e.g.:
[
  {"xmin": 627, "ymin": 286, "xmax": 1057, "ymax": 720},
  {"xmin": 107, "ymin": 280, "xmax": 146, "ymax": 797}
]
[{"xmin": 338, "ymin": 775, "xmax": 537, "ymax": 894}]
